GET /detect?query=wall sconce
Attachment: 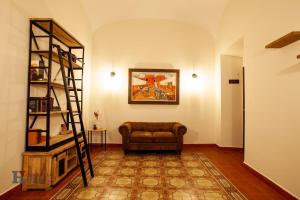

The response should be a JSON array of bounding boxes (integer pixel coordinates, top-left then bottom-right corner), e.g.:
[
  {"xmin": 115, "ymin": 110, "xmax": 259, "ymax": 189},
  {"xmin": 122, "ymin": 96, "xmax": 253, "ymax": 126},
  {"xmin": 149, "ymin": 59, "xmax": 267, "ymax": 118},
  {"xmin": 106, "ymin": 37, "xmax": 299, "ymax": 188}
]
[
  {"xmin": 110, "ymin": 71, "xmax": 116, "ymax": 77},
  {"xmin": 192, "ymin": 64, "xmax": 198, "ymax": 78}
]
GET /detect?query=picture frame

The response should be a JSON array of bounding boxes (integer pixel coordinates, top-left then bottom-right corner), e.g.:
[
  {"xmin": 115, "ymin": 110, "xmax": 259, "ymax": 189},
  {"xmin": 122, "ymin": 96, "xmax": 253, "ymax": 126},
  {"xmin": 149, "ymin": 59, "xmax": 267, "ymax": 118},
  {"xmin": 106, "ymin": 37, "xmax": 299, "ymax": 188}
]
[{"xmin": 128, "ymin": 68, "xmax": 180, "ymax": 104}]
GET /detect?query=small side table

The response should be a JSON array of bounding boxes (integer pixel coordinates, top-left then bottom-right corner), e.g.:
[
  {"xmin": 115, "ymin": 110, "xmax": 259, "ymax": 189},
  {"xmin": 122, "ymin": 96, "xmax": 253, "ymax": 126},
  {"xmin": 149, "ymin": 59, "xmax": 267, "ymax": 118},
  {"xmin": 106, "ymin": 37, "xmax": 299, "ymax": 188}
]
[{"xmin": 86, "ymin": 128, "xmax": 107, "ymax": 151}]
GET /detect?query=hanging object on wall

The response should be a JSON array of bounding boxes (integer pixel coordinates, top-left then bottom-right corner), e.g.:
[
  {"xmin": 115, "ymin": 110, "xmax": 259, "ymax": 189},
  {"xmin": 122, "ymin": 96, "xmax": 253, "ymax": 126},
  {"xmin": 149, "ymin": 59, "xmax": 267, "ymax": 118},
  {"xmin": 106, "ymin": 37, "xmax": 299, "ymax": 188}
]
[
  {"xmin": 192, "ymin": 64, "xmax": 198, "ymax": 78},
  {"xmin": 128, "ymin": 68, "xmax": 180, "ymax": 104},
  {"xmin": 229, "ymin": 79, "xmax": 239, "ymax": 84}
]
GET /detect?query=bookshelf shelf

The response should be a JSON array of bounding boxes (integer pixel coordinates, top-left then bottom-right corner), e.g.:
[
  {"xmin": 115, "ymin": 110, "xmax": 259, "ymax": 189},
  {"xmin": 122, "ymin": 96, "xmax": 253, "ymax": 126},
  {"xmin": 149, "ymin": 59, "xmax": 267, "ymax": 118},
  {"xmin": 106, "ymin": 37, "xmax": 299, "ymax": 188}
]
[
  {"xmin": 31, "ymin": 51, "xmax": 82, "ymax": 69},
  {"xmin": 31, "ymin": 18, "xmax": 83, "ymax": 48},
  {"xmin": 29, "ymin": 110, "xmax": 69, "ymax": 116},
  {"xmin": 30, "ymin": 81, "xmax": 65, "ymax": 89}
]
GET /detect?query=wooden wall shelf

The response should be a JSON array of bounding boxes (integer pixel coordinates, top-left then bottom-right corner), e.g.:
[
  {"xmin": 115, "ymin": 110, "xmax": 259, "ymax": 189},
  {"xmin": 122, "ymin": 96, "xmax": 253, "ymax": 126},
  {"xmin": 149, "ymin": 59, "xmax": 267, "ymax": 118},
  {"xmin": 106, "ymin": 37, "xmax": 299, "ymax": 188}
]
[{"xmin": 265, "ymin": 31, "xmax": 300, "ymax": 48}]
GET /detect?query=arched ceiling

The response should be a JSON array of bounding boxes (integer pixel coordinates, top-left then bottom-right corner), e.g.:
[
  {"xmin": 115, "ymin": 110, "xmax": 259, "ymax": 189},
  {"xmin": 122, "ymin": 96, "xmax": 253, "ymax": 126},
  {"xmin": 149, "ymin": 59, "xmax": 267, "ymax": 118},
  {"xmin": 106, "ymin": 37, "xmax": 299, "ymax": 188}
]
[{"xmin": 79, "ymin": 0, "xmax": 229, "ymax": 36}]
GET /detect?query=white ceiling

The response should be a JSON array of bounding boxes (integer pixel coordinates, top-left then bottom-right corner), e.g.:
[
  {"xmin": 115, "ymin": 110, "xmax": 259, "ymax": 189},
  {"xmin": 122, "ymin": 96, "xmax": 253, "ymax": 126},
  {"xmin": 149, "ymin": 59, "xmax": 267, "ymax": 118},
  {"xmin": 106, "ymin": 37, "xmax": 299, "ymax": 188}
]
[{"xmin": 79, "ymin": 0, "xmax": 229, "ymax": 35}]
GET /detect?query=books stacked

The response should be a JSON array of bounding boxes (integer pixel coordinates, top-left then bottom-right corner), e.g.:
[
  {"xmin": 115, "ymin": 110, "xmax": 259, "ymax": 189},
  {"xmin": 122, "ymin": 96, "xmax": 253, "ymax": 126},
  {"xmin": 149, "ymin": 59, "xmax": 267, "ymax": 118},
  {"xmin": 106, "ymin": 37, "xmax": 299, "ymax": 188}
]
[{"xmin": 28, "ymin": 97, "xmax": 55, "ymax": 113}]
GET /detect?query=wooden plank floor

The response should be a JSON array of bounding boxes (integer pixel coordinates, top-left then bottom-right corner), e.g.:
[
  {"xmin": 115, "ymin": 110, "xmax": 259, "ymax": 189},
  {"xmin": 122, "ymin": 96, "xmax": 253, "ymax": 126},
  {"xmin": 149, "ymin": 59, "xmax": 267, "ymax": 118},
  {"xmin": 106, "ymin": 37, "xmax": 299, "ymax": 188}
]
[{"xmin": 1, "ymin": 145, "xmax": 291, "ymax": 200}]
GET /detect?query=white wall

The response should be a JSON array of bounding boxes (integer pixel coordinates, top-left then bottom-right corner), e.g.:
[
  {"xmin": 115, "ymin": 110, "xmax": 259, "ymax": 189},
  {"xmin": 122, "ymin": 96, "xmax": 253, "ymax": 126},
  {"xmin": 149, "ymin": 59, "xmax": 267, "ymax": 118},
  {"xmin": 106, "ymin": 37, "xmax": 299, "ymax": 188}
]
[
  {"xmin": 90, "ymin": 19, "xmax": 217, "ymax": 145},
  {"xmin": 0, "ymin": 0, "xmax": 92, "ymax": 194},
  {"xmin": 217, "ymin": 0, "xmax": 300, "ymax": 197},
  {"xmin": 220, "ymin": 55, "xmax": 243, "ymax": 148}
]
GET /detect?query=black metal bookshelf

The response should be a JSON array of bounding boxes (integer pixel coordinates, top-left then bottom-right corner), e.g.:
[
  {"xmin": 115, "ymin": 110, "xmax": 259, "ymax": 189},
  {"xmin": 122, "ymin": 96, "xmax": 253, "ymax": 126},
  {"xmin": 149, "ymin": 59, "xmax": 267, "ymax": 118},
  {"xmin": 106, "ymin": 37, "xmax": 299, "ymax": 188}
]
[{"xmin": 26, "ymin": 19, "xmax": 84, "ymax": 151}]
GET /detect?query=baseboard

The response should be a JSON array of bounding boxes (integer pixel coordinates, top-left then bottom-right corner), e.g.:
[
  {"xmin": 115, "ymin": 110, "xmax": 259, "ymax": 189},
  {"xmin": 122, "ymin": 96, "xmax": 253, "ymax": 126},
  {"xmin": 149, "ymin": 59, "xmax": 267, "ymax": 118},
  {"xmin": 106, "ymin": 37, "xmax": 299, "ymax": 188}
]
[
  {"xmin": 216, "ymin": 145, "xmax": 244, "ymax": 151},
  {"xmin": 106, "ymin": 143, "xmax": 122, "ymax": 147},
  {"xmin": 0, "ymin": 184, "xmax": 21, "ymax": 200},
  {"xmin": 92, "ymin": 143, "xmax": 244, "ymax": 150},
  {"xmin": 91, "ymin": 143, "xmax": 122, "ymax": 147},
  {"xmin": 243, "ymin": 163, "xmax": 298, "ymax": 200},
  {"xmin": 183, "ymin": 144, "xmax": 217, "ymax": 148}
]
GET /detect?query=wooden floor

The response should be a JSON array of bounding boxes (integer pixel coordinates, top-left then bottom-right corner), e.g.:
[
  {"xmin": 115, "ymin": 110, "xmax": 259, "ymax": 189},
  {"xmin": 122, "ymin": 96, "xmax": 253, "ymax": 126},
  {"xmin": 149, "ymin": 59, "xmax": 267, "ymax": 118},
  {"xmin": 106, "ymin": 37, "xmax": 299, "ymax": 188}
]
[{"xmin": 1, "ymin": 145, "xmax": 291, "ymax": 200}]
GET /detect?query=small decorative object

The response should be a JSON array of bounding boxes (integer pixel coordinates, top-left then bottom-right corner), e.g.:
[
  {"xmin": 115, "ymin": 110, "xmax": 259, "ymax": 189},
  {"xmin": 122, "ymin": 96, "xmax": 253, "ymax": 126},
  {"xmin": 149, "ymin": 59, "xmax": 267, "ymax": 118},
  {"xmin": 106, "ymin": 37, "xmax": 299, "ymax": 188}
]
[
  {"xmin": 192, "ymin": 73, "xmax": 198, "ymax": 79},
  {"xmin": 71, "ymin": 53, "xmax": 77, "ymax": 63},
  {"xmin": 28, "ymin": 129, "xmax": 42, "ymax": 145},
  {"xmin": 60, "ymin": 124, "xmax": 67, "ymax": 135},
  {"xmin": 110, "ymin": 71, "xmax": 116, "ymax": 77},
  {"xmin": 30, "ymin": 68, "xmax": 39, "ymax": 81},
  {"xmin": 93, "ymin": 110, "xmax": 101, "ymax": 130},
  {"xmin": 38, "ymin": 60, "xmax": 45, "ymax": 80},
  {"xmin": 128, "ymin": 68, "xmax": 180, "ymax": 104},
  {"xmin": 31, "ymin": 60, "xmax": 39, "ymax": 67},
  {"xmin": 93, "ymin": 124, "xmax": 97, "ymax": 130}
]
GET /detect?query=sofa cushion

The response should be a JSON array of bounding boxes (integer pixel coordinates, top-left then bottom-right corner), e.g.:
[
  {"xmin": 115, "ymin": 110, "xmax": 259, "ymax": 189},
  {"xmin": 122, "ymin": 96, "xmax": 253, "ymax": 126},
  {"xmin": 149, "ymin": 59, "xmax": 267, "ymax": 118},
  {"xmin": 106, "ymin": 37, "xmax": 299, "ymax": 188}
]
[
  {"xmin": 130, "ymin": 131, "xmax": 153, "ymax": 143},
  {"xmin": 131, "ymin": 122, "xmax": 174, "ymax": 132},
  {"xmin": 152, "ymin": 132, "xmax": 177, "ymax": 143}
]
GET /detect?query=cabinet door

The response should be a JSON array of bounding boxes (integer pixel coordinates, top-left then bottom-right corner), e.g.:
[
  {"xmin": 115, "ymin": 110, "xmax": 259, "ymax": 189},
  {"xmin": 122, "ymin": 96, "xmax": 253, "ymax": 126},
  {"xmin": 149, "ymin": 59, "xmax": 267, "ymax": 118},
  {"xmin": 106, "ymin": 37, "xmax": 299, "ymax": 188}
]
[
  {"xmin": 52, "ymin": 152, "xmax": 67, "ymax": 185},
  {"xmin": 22, "ymin": 155, "xmax": 52, "ymax": 191}
]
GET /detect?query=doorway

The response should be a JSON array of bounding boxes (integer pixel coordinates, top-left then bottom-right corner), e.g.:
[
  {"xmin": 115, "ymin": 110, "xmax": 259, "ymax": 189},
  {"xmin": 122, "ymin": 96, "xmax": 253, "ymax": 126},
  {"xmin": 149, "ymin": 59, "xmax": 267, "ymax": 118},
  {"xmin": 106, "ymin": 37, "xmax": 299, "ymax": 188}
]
[{"xmin": 220, "ymin": 39, "xmax": 244, "ymax": 149}]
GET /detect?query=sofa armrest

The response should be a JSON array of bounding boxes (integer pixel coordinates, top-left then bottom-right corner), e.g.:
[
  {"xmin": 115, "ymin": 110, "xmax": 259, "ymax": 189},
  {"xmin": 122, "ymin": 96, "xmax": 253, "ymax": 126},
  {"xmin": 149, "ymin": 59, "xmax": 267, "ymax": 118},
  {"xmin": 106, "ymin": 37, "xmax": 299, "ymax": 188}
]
[
  {"xmin": 172, "ymin": 123, "xmax": 187, "ymax": 136},
  {"xmin": 119, "ymin": 122, "xmax": 132, "ymax": 136},
  {"xmin": 119, "ymin": 122, "xmax": 132, "ymax": 152}
]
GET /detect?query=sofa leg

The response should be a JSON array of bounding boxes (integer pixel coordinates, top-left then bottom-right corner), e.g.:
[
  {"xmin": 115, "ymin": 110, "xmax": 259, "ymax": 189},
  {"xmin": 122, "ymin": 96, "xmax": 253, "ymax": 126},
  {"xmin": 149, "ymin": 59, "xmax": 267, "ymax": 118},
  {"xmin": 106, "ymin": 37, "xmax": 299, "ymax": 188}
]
[
  {"xmin": 177, "ymin": 150, "xmax": 181, "ymax": 155},
  {"xmin": 124, "ymin": 150, "xmax": 128, "ymax": 155}
]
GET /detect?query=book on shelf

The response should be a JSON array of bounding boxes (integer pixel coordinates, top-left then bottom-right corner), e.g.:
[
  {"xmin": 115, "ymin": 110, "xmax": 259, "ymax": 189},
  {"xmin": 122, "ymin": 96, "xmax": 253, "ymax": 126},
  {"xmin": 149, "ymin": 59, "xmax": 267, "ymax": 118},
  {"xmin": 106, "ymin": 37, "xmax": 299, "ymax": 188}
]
[{"xmin": 28, "ymin": 97, "xmax": 54, "ymax": 113}]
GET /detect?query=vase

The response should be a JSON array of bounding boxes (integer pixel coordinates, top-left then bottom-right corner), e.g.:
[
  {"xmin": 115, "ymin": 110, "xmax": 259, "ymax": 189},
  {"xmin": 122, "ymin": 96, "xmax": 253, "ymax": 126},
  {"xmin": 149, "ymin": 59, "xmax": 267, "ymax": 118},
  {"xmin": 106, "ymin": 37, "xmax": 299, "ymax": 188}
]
[{"xmin": 93, "ymin": 124, "xmax": 97, "ymax": 130}]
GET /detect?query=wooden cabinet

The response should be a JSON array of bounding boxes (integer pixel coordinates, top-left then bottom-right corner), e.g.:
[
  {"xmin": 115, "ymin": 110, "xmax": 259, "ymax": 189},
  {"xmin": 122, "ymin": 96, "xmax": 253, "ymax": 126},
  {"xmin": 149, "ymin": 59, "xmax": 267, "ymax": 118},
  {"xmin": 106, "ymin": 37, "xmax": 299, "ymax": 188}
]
[{"xmin": 22, "ymin": 139, "xmax": 84, "ymax": 191}]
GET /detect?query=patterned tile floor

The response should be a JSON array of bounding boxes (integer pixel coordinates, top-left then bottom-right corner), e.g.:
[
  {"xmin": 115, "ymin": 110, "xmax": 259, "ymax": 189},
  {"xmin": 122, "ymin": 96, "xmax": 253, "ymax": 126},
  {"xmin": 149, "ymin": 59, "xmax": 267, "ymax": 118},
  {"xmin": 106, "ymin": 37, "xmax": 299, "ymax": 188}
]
[{"xmin": 51, "ymin": 151, "xmax": 246, "ymax": 200}]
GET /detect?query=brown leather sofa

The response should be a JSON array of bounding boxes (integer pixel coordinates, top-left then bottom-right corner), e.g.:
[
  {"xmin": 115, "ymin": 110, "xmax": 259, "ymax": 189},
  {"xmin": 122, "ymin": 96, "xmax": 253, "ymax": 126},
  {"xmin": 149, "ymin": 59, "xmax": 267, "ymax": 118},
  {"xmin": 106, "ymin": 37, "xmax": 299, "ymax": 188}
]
[{"xmin": 119, "ymin": 122, "xmax": 187, "ymax": 154}]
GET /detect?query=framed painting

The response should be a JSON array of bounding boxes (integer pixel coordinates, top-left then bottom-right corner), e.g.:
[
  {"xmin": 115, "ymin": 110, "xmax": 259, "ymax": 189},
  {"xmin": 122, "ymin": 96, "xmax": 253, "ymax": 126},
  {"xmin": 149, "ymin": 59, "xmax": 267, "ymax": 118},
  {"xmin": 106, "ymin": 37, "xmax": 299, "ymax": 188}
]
[{"xmin": 128, "ymin": 68, "xmax": 180, "ymax": 104}]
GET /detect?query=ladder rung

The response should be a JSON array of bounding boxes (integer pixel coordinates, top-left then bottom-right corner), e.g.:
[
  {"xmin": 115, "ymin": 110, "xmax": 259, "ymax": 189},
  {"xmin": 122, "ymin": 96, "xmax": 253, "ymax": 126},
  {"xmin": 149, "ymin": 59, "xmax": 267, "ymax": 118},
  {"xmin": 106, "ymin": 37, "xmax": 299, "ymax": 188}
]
[
  {"xmin": 70, "ymin": 100, "xmax": 82, "ymax": 102},
  {"xmin": 68, "ymin": 88, "xmax": 82, "ymax": 91},
  {"xmin": 30, "ymin": 66, "xmax": 48, "ymax": 69},
  {"xmin": 31, "ymin": 50, "xmax": 49, "ymax": 53},
  {"xmin": 33, "ymin": 35, "xmax": 50, "ymax": 38}
]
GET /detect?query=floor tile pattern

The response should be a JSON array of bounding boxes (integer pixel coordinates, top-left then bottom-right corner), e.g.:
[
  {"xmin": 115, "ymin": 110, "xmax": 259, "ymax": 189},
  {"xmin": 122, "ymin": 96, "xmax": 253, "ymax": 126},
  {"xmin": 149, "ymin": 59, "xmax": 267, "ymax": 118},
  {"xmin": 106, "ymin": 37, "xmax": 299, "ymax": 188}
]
[{"xmin": 51, "ymin": 151, "xmax": 246, "ymax": 200}]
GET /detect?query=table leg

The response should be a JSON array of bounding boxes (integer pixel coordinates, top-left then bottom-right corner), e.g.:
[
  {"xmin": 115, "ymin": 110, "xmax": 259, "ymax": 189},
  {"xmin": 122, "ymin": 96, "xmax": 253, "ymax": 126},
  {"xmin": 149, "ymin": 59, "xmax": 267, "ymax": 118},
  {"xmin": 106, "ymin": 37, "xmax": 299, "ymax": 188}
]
[
  {"xmin": 101, "ymin": 131, "xmax": 103, "ymax": 147},
  {"xmin": 105, "ymin": 130, "xmax": 107, "ymax": 151},
  {"xmin": 91, "ymin": 131, "xmax": 93, "ymax": 152},
  {"xmin": 88, "ymin": 131, "xmax": 91, "ymax": 152}
]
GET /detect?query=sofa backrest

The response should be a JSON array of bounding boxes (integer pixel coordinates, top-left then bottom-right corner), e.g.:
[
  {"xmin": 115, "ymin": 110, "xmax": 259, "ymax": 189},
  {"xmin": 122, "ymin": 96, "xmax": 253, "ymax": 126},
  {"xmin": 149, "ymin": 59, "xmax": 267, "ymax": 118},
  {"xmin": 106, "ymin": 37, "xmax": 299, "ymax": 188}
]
[{"xmin": 130, "ymin": 122, "xmax": 175, "ymax": 132}]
